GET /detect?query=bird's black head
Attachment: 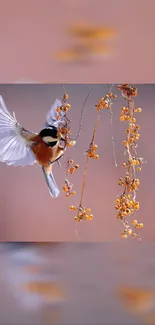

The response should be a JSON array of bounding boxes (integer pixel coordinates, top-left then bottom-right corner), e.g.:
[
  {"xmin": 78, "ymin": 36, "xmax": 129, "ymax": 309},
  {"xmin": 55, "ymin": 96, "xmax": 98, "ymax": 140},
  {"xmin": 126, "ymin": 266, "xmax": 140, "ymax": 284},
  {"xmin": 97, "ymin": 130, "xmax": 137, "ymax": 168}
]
[{"xmin": 39, "ymin": 127, "xmax": 59, "ymax": 147}]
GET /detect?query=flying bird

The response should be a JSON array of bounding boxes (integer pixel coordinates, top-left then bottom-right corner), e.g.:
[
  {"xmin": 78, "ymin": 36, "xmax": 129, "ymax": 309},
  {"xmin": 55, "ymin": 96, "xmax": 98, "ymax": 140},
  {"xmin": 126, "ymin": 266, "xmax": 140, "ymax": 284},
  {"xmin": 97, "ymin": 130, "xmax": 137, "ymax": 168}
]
[{"xmin": 0, "ymin": 95, "xmax": 71, "ymax": 198}]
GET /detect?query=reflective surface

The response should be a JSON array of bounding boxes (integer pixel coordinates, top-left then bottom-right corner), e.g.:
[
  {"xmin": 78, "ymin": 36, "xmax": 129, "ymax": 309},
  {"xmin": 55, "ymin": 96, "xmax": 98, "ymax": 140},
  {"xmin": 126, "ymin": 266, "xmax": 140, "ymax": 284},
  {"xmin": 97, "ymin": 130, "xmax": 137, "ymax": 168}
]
[{"xmin": 0, "ymin": 243, "xmax": 155, "ymax": 325}]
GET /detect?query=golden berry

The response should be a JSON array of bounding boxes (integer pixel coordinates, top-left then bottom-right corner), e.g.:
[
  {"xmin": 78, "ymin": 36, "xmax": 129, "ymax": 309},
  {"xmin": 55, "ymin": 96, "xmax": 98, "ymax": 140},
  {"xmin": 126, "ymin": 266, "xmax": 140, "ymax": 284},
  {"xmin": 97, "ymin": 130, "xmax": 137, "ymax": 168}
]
[
  {"xmin": 103, "ymin": 102, "xmax": 109, "ymax": 109},
  {"xmin": 66, "ymin": 104, "xmax": 71, "ymax": 109},
  {"xmin": 69, "ymin": 159, "xmax": 74, "ymax": 164},
  {"xmin": 121, "ymin": 233, "xmax": 128, "ymax": 239},
  {"xmin": 135, "ymin": 179, "xmax": 140, "ymax": 185},
  {"xmin": 94, "ymin": 154, "xmax": 99, "ymax": 159},
  {"xmin": 87, "ymin": 214, "xmax": 93, "ymax": 221},
  {"xmin": 74, "ymin": 164, "xmax": 79, "ymax": 169},
  {"xmin": 70, "ymin": 205, "xmax": 76, "ymax": 211},
  {"xmin": 132, "ymin": 219, "xmax": 137, "ymax": 225},
  {"xmin": 134, "ymin": 202, "xmax": 140, "ymax": 210},
  {"xmin": 71, "ymin": 191, "xmax": 76, "ymax": 196},
  {"xmin": 85, "ymin": 208, "xmax": 91, "ymax": 213},
  {"xmin": 133, "ymin": 232, "xmax": 137, "ymax": 237},
  {"xmin": 68, "ymin": 167, "xmax": 75, "ymax": 174},
  {"xmin": 66, "ymin": 193, "xmax": 70, "ymax": 198},
  {"xmin": 93, "ymin": 144, "xmax": 98, "ymax": 150},
  {"xmin": 127, "ymin": 229, "xmax": 132, "ymax": 235},
  {"xmin": 136, "ymin": 108, "xmax": 142, "ymax": 113},
  {"xmin": 137, "ymin": 167, "xmax": 142, "ymax": 172},
  {"xmin": 74, "ymin": 216, "xmax": 80, "ymax": 222},
  {"xmin": 63, "ymin": 107, "xmax": 68, "ymax": 113}
]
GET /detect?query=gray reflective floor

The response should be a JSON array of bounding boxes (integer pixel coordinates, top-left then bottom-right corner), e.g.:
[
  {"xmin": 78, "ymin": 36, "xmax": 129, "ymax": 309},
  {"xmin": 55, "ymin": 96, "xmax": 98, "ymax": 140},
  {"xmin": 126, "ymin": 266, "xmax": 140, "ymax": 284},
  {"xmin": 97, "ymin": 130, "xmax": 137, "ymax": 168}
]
[{"xmin": 0, "ymin": 243, "xmax": 155, "ymax": 325}]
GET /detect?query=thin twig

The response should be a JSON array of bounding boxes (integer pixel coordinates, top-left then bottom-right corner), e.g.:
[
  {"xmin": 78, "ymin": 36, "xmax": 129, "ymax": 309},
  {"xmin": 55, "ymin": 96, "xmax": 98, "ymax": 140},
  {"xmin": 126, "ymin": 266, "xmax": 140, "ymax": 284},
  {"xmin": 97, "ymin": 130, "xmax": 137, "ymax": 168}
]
[{"xmin": 74, "ymin": 84, "xmax": 95, "ymax": 141}]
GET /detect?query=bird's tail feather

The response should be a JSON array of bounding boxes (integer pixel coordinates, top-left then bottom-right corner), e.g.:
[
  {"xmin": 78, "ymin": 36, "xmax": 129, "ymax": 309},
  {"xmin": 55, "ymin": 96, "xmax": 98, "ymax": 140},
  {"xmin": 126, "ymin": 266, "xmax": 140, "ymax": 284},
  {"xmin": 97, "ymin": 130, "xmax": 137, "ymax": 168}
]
[{"xmin": 42, "ymin": 166, "xmax": 60, "ymax": 198}]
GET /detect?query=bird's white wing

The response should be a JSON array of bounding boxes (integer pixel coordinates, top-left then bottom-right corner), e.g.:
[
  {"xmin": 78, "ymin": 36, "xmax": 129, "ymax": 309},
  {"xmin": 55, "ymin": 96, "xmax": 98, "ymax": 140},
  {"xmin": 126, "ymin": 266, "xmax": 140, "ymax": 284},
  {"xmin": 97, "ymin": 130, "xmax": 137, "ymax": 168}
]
[
  {"xmin": 0, "ymin": 95, "xmax": 36, "ymax": 166},
  {"xmin": 45, "ymin": 98, "xmax": 66, "ymax": 128}
]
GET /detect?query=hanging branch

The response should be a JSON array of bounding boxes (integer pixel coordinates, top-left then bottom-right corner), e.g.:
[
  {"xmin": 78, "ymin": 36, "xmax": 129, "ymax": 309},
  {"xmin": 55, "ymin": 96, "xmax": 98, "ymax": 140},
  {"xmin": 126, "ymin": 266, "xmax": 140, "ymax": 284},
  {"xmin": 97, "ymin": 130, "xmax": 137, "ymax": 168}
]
[{"xmin": 115, "ymin": 84, "xmax": 144, "ymax": 240}]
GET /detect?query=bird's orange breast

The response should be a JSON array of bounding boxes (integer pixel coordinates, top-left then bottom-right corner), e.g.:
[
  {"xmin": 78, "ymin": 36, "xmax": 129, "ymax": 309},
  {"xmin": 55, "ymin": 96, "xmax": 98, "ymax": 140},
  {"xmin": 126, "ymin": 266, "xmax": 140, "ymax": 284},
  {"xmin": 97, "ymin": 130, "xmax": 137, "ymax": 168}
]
[{"xmin": 31, "ymin": 136, "xmax": 64, "ymax": 167}]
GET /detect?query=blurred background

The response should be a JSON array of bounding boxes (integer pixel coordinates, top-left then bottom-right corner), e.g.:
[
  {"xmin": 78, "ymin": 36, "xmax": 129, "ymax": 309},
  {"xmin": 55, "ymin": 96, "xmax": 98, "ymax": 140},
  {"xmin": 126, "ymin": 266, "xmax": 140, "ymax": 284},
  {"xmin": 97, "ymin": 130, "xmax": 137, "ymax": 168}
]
[
  {"xmin": 1, "ymin": 243, "xmax": 155, "ymax": 325},
  {"xmin": 0, "ymin": 0, "xmax": 155, "ymax": 83},
  {"xmin": 0, "ymin": 83, "xmax": 154, "ymax": 241}
]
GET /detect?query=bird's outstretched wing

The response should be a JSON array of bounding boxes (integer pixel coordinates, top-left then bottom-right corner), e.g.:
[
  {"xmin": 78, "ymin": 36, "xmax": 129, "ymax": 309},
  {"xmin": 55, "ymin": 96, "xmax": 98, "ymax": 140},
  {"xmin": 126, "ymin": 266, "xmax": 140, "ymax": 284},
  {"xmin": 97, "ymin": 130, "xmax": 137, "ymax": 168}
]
[
  {"xmin": 0, "ymin": 95, "xmax": 36, "ymax": 166},
  {"xmin": 45, "ymin": 98, "xmax": 66, "ymax": 128}
]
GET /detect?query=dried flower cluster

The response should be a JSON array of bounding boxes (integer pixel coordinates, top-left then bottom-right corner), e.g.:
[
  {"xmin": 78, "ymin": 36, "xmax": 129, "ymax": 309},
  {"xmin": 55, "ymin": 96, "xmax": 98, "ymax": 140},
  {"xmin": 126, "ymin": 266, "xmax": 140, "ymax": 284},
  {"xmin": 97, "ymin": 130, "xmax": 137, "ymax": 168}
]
[
  {"xmin": 63, "ymin": 159, "xmax": 79, "ymax": 198},
  {"xmin": 115, "ymin": 84, "xmax": 144, "ymax": 240},
  {"xmin": 55, "ymin": 93, "xmax": 78, "ymax": 199},
  {"xmin": 57, "ymin": 93, "xmax": 76, "ymax": 149},
  {"xmin": 70, "ymin": 90, "xmax": 117, "ymax": 223}
]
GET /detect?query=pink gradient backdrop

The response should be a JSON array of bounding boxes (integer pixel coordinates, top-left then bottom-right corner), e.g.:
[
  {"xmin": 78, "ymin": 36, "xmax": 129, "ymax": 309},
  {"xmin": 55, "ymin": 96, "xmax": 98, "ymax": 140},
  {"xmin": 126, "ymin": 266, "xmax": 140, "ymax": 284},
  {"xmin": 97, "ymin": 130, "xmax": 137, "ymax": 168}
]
[
  {"xmin": 0, "ymin": 84, "xmax": 154, "ymax": 241},
  {"xmin": 0, "ymin": 0, "xmax": 155, "ymax": 83}
]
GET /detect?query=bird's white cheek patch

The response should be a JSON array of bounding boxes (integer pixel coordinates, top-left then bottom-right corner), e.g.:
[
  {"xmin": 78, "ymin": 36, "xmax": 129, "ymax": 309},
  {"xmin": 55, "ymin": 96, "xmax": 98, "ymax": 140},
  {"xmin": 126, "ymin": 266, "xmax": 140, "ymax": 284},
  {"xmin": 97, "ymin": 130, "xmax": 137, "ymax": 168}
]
[{"xmin": 43, "ymin": 136, "xmax": 57, "ymax": 143}]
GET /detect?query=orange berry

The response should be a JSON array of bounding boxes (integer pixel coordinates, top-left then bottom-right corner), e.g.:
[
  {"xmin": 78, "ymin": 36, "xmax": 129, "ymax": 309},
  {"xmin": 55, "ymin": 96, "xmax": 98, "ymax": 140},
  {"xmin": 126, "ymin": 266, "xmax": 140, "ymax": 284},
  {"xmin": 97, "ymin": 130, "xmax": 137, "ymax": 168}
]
[
  {"xmin": 134, "ymin": 202, "xmax": 140, "ymax": 210},
  {"xmin": 69, "ymin": 159, "xmax": 74, "ymax": 164},
  {"xmin": 56, "ymin": 114, "xmax": 60, "ymax": 120},
  {"xmin": 87, "ymin": 214, "xmax": 93, "ymax": 221},
  {"xmin": 136, "ymin": 108, "xmax": 142, "ymax": 113},
  {"xmin": 70, "ymin": 205, "xmax": 76, "ymax": 211},
  {"xmin": 129, "ymin": 137, "xmax": 134, "ymax": 143},
  {"xmin": 74, "ymin": 164, "xmax": 79, "ymax": 169},
  {"xmin": 122, "ymin": 140, "xmax": 127, "ymax": 146},
  {"xmin": 94, "ymin": 154, "xmax": 99, "ymax": 159},
  {"xmin": 66, "ymin": 193, "xmax": 70, "ymax": 198},
  {"xmin": 85, "ymin": 208, "xmax": 91, "ymax": 213},
  {"xmin": 120, "ymin": 233, "xmax": 128, "ymax": 239},
  {"xmin": 93, "ymin": 144, "xmax": 98, "ymax": 150},
  {"xmin": 74, "ymin": 216, "xmax": 80, "ymax": 222},
  {"xmin": 56, "ymin": 107, "xmax": 61, "ymax": 112},
  {"xmin": 63, "ymin": 107, "xmax": 68, "ymax": 113},
  {"xmin": 120, "ymin": 116, "xmax": 125, "ymax": 121},
  {"xmin": 64, "ymin": 93, "xmax": 68, "ymax": 99},
  {"xmin": 63, "ymin": 186, "xmax": 68, "ymax": 192},
  {"xmin": 132, "ymin": 219, "xmax": 137, "ymax": 225},
  {"xmin": 103, "ymin": 102, "xmax": 109, "ymax": 109},
  {"xmin": 127, "ymin": 229, "xmax": 132, "ymax": 235},
  {"xmin": 135, "ymin": 179, "xmax": 140, "ymax": 185}
]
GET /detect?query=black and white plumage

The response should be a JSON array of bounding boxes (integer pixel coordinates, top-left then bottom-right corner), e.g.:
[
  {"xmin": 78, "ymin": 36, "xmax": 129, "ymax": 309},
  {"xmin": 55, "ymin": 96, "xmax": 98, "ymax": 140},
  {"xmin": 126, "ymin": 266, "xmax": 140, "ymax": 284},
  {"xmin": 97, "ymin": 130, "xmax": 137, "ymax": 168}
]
[{"xmin": 0, "ymin": 96, "xmax": 66, "ymax": 198}]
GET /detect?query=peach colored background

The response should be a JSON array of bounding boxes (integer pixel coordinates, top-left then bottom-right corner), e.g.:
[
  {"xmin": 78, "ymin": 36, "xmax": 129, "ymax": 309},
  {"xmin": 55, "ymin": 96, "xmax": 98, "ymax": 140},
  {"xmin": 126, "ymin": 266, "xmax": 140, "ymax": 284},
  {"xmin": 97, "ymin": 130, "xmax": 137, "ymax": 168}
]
[
  {"xmin": 0, "ymin": 84, "xmax": 154, "ymax": 241},
  {"xmin": 0, "ymin": 0, "xmax": 155, "ymax": 83}
]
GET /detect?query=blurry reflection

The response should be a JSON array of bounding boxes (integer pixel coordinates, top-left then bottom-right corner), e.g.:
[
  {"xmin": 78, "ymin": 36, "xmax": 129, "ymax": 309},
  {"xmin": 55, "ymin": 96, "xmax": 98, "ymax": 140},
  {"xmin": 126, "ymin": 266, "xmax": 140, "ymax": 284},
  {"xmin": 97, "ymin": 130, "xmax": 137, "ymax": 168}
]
[
  {"xmin": 1, "ymin": 243, "xmax": 155, "ymax": 325},
  {"xmin": 55, "ymin": 23, "xmax": 118, "ymax": 63}
]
